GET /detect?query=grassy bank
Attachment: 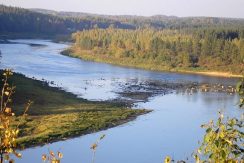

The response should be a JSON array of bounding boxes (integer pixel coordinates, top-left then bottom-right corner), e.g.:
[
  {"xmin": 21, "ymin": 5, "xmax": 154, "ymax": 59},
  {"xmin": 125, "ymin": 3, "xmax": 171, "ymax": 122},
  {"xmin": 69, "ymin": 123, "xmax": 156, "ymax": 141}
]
[
  {"xmin": 4, "ymin": 72, "xmax": 149, "ymax": 149},
  {"xmin": 62, "ymin": 48, "xmax": 242, "ymax": 78}
]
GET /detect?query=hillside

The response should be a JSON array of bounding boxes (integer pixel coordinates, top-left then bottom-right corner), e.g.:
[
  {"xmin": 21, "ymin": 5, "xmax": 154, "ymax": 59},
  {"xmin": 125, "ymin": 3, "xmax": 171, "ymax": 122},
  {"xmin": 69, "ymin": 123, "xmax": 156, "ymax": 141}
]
[
  {"xmin": 1, "ymin": 5, "xmax": 244, "ymax": 38},
  {"xmin": 0, "ymin": 5, "xmax": 134, "ymax": 38},
  {"xmin": 31, "ymin": 8, "xmax": 244, "ymax": 29}
]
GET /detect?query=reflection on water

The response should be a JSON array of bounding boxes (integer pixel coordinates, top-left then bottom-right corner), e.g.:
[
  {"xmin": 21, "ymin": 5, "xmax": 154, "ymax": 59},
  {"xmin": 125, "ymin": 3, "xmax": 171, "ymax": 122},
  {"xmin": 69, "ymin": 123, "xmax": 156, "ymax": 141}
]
[
  {"xmin": 0, "ymin": 40, "xmax": 240, "ymax": 101},
  {"xmin": 0, "ymin": 40, "xmax": 243, "ymax": 163},
  {"xmin": 18, "ymin": 93, "xmax": 242, "ymax": 163}
]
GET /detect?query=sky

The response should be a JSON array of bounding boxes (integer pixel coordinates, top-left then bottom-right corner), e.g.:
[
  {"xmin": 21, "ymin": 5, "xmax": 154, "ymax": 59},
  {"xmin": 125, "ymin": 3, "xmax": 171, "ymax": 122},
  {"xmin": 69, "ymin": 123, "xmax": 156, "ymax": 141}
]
[{"xmin": 0, "ymin": 0, "xmax": 244, "ymax": 18}]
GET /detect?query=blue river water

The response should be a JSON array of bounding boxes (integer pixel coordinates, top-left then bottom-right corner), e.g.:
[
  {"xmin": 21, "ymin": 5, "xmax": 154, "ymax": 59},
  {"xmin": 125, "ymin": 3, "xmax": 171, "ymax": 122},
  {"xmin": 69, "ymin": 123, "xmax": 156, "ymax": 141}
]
[{"xmin": 0, "ymin": 40, "xmax": 242, "ymax": 163}]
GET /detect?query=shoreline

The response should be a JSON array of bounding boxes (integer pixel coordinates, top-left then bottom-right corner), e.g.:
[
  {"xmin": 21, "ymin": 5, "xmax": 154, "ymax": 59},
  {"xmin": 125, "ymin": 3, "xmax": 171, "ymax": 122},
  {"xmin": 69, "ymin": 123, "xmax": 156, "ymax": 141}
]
[
  {"xmin": 173, "ymin": 70, "xmax": 242, "ymax": 78},
  {"xmin": 17, "ymin": 110, "xmax": 151, "ymax": 150},
  {"xmin": 61, "ymin": 49, "xmax": 243, "ymax": 79},
  {"xmin": 2, "ymin": 71, "xmax": 151, "ymax": 150}
]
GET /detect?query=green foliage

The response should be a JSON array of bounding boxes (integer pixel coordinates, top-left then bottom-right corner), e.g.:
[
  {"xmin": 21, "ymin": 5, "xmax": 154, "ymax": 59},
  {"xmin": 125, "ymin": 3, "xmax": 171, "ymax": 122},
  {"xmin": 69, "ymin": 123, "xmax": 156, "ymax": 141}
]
[
  {"xmin": 236, "ymin": 79, "xmax": 244, "ymax": 107},
  {"xmin": 0, "ymin": 70, "xmax": 31, "ymax": 163},
  {"xmin": 71, "ymin": 28, "xmax": 244, "ymax": 74},
  {"xmin": 194, "ymin": 113, "xmax": 244, "ymax": 162},
  {"xmin": 193, "ymin": 80, "xmax": 244, "ymax": 162},
  {"xmin": 0, "ymin": 5, "xmax": 134, "ymax": 36},
  {"xmin": 165, "ymin": 79, "xmax": 244, "ymax": 163},
  {"xmin": 1, "ymin": 5, "xmax": 244, "ymax": 37}
]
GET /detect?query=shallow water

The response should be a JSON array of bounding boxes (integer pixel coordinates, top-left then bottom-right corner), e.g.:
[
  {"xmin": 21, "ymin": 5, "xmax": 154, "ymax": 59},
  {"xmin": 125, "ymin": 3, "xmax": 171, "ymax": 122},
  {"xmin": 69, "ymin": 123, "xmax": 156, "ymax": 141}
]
[{"xmin": 0, "ymin": 40, "xmax": 243, "ymax": 163}]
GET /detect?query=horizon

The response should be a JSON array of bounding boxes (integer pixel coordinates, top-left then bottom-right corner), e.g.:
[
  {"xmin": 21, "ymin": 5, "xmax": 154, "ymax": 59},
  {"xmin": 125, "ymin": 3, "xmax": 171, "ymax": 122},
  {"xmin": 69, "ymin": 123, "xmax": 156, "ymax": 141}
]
[
  {"xmin": 0, "ymin": 0, "xmax": 244, "ymax": 19},
  {"xmin": 27, "ymin": 7, "xmax": 244, "ymax": 19},
  {"xmin": 1, "ymin": 4, "xmax": 244, "ymax": 20}
]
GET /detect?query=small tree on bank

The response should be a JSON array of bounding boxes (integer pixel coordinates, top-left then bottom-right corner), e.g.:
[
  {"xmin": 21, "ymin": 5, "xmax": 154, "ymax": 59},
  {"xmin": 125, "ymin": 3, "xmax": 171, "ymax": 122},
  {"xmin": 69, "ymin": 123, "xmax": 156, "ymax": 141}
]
[{"xmin": 0, "ymin": 69, "xmax": 31, "ymax": 163}]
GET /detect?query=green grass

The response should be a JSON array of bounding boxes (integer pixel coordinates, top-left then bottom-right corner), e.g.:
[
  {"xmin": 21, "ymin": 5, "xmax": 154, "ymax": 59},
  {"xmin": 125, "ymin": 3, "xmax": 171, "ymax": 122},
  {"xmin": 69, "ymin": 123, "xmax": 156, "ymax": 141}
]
[{"xmin": 4, "ymin": 72, "xmax": 149, "ymax": 148}]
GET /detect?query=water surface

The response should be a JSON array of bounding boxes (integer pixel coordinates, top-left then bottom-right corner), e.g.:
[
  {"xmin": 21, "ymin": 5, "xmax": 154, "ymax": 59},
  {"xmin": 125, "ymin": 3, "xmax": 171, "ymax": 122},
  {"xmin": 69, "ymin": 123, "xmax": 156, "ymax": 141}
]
[{"xmin": 0, "ymin": 40, "xmax": 242, "ymax": 163}]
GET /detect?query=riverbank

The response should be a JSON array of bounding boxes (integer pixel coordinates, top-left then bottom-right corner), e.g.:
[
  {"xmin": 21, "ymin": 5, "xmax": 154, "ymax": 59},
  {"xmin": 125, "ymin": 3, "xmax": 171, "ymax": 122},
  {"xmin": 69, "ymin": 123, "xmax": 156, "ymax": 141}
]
[
  {"xmin": 0, "ymin": 33, "xmax": 71, "ymax": 43},
  {"xmin": 62, "ymin": 48, "xmax": 242, "ymax": 78},
  {"xmin": 4, "ymin": 72, "xmax": 149, "ymax": 149},
  {"xmin": 176, "ymin": 70, "xmax": 242, "ymax": 78}
]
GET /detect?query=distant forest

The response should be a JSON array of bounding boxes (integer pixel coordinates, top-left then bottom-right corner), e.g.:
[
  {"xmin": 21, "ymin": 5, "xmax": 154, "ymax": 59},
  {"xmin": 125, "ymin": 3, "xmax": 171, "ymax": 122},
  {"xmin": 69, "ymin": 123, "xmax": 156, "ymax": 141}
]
[
  {"xmin": 71, "ymin": 28, "xmax": 244, "ymax": 74},
  {"xmin": 0, "ymin": 5, "xmax": 134, "ymax": 36},
  {"xmin": 1, "ymin": 5, "xmax": 244, "ymax": 36},
  {"xmin": 1, "ymin": 5, "xmax": 244, "ymax": 74}
]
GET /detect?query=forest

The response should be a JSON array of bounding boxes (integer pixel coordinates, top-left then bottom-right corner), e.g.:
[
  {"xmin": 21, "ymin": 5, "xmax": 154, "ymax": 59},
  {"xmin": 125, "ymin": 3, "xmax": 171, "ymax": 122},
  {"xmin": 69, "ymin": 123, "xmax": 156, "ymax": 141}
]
[
  {"xmin": 0, "ymin": 5, "xmax": 134, "ymax": 36},
  {"xmin": 0, "ymin": 3, "xmax": 244, "ymax": 163},
  {"xmin": 1, "ymin": 5, "xmax": 244, "ymax": 74},
  {"xmin": 71, "ymin": 28, "xmax": 244, "ymax": 74},
  {"xmin": 1, "ymin": 5, "xmax": 244, "ymax": 37}
]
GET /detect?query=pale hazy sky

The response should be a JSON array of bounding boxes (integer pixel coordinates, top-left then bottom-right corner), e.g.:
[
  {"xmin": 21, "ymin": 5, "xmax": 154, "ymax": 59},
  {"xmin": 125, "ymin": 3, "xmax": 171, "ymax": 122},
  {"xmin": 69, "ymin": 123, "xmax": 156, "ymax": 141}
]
[{"xmin": 1, "ymin": 0, "xmax": 244, "ymax": 18}]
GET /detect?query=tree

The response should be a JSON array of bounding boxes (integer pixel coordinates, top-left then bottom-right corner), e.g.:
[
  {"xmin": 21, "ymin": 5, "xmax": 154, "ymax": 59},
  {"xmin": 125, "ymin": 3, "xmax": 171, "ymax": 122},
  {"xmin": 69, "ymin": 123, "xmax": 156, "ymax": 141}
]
[{"xmin": 0, "ymin": 70, "xmax": 31, "ymax": 163}]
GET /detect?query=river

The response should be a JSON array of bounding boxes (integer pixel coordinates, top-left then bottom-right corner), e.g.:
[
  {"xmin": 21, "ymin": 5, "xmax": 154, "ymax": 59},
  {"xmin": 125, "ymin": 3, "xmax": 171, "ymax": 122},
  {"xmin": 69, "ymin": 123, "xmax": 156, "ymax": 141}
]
[{"xmin": 0, "ymin": 40, "xmax": 243, "ymax": 163}]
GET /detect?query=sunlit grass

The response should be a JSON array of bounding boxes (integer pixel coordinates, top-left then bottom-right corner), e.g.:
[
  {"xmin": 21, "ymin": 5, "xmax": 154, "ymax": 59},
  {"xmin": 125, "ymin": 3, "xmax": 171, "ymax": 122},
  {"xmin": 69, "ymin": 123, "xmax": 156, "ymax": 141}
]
[{"xmin": 3, "ymin": 72, "xmax": 149, "ymax": 148}]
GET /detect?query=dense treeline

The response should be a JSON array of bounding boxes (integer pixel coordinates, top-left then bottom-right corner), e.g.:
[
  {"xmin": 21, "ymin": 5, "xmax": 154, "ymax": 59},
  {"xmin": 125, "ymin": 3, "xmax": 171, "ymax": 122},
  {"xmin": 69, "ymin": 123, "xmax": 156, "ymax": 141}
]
[
  {"xmin": 33, "ymin": 9, "xmax": 244, "ymax": 30},
  {"xmin": 0, "ymin": 5, "xmax": 134, "ymax": 36},
  {"xmin": 71, "ymin": 28, "xmax": 244, "ymax": 74},
  {"xmin": 1, "ymin": 5, "xmax": 244, "ymax": 37},
  {"xmin": 1, "ymin": 5, "xmax": 244, "ymax": 73}
]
